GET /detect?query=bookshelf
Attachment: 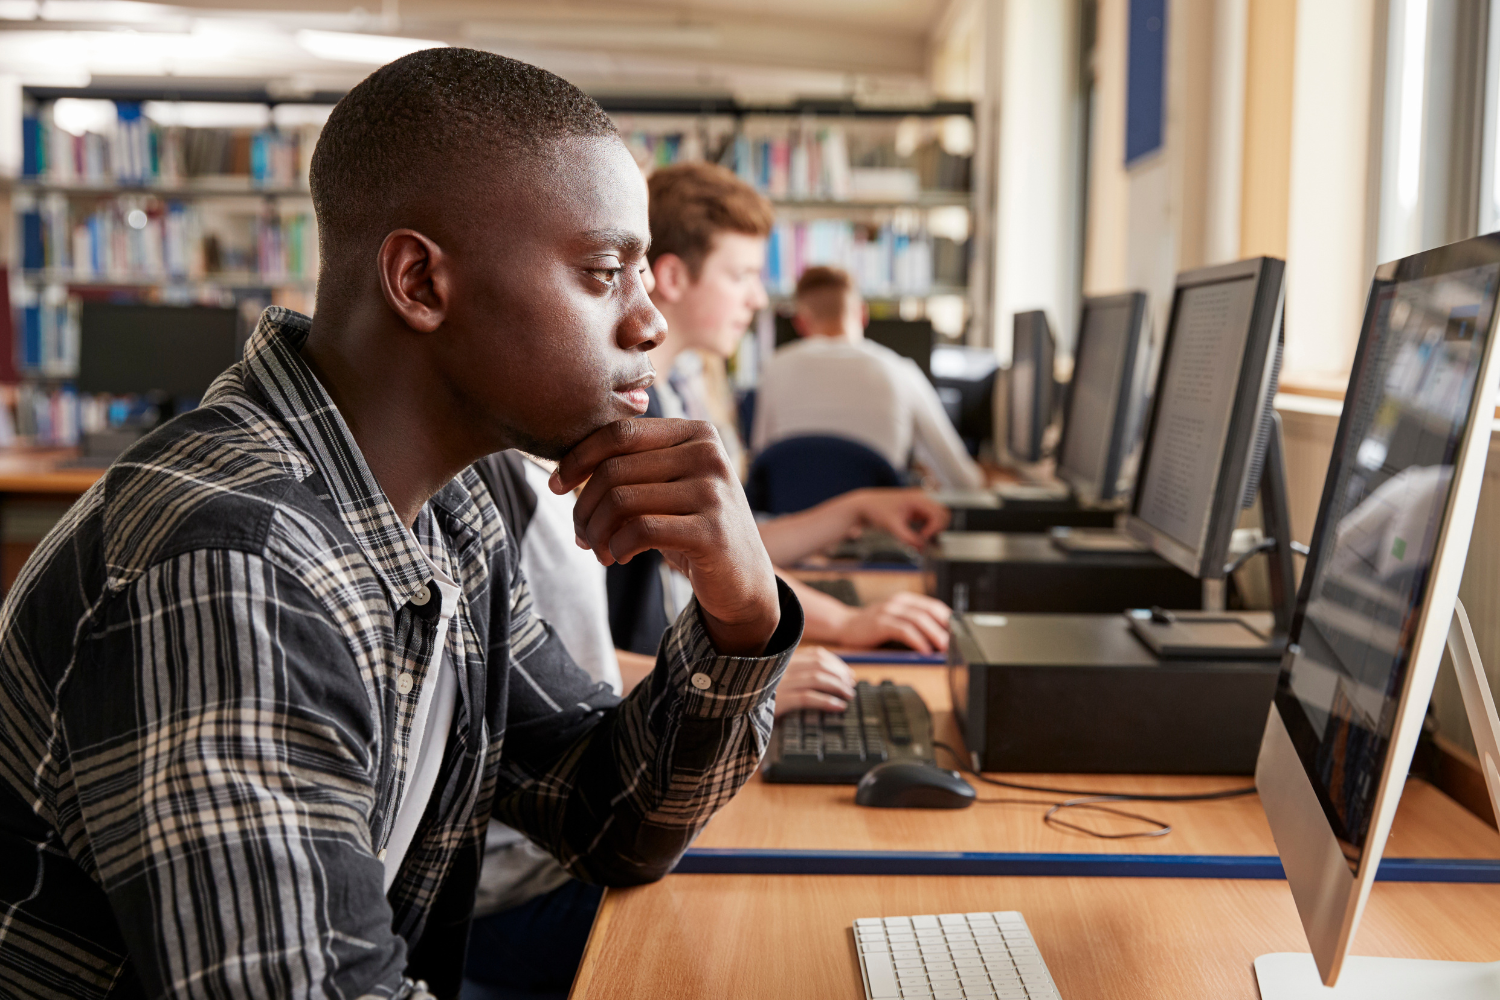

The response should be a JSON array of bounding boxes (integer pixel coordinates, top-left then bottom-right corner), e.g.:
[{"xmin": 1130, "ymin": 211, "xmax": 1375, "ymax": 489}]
[
  {"xmin": 4, "ymin": 90, "xmax": 977, "ymax": 447},
  {"xmin": 606, "ymin": 99, "xmax": 977, "ymax": 335},
  {"xmin": 6, "ymin": 89, "xmax": 328, "ymax": 444}
]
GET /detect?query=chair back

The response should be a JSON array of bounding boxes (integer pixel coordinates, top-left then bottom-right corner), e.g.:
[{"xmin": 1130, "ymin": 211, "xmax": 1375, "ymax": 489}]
[{"xmin": 745, "ymin": 435, "xmax": 903, "ymax": 514}]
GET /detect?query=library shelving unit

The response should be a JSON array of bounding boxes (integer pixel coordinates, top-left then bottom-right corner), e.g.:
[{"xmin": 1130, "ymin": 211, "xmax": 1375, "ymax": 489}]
[
  {"xmin": 599, "ymin": 96, "xmax": 978, "ymax": 336},
  {"xmin": 3, "ymin": 88, "xmax": 976, "ymax": 445},
  {"xmin": 6, "ymin": 84, "xmax": 333, "ymax": 444}
]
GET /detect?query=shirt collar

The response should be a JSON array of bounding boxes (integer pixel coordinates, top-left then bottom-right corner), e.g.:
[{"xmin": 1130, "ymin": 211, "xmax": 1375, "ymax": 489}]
[{"xmin": 238, "ymin": 305, "xmax": 445, "ymax": 607}]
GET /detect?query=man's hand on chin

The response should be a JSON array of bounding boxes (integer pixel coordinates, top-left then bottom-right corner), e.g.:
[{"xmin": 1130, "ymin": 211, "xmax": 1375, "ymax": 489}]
[{"xmin": 551, "ymin": 418, "xmax": 781, "ymax": 656}]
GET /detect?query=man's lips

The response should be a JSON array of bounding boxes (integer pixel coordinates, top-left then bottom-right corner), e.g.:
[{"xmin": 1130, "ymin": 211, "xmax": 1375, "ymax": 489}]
[{"xmin": 613, "ymin": 373, "xmax": 655, "ymax": 414}]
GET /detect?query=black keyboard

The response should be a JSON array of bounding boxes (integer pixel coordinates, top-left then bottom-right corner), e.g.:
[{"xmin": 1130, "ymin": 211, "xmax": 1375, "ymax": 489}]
[{"xmin": 762, "ymin": 680, "xmax": 936, "ymax": 783}]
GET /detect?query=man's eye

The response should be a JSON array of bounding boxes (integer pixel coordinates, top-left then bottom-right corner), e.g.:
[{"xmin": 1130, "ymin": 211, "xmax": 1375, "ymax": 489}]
[{"xmin": 589, "ymin": 268, "xmax": 623, "ymax": 285}]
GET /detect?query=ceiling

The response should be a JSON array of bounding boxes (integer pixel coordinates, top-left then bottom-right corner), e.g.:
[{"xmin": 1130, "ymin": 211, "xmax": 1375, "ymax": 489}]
[{"xmin": 0, "ymin": 0, "xmax": 970, "ymax": 104}]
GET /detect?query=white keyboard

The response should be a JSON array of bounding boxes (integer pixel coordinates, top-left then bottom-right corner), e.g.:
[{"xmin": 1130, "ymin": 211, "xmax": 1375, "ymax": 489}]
[{"xmin": 853, "ymin": 911, "xmax": 1062, "ymax": 1000}]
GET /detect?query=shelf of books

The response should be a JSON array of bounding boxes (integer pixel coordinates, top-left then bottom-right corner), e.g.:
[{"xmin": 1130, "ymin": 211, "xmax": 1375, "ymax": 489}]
[
  {"xmin": 613, "ymin": 109, "xmax": 975, "ymax": 312},
  {"xmin": 5, "ymin": 94, "xmax": 327, "ymax": 445},
  {"xmin": 4, "ymin": 93, "xmax": 975, "ymax": 448}
]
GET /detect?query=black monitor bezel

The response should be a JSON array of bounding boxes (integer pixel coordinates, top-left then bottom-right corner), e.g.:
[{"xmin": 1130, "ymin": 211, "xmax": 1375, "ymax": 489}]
[
  {"xmin": 1055, "ymin": 291, "xmax": 1149, "ymax": 504},
  {"xmin": 1125, "ymin": 257, "xmax": 1286, "ymax": 580},
  {"xmin": 1270, "ymin": 234, "xmax": 1500, "ymax": 858},
  {"xmin": 1007, "ymin": 310, "xmax": 1054, "ymax": 463}
]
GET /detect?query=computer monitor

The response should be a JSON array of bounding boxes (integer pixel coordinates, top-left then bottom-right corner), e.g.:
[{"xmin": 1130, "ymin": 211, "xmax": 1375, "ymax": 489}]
[
  {"xmin": 772, "ymin": 313, "xmax": 936, "ymax": 381},
  {"xmin": 1006, "ymin": 310, "xmax": 1055, "ymax": 463},
  {"xmin": 1054, "ymin": 292, "xmax": 1151, "ymax": 504},
  {"xmin": 1254, "ymin": 236, "xmax": 1500, "ymax": 997},
  {"xmin": 865, "ymin": 319, "xmax": 935, "ymax": 381},
  {"xmin": 1126, "ymin": 258, "xmax": 1285, "ymax": 580},
  {"xmin": 931, "ymin": 345, "xmax": 999, "ymax": 457},
  {"xmin": 77, "ymin": 302, "xmax": 240, "ymax": 401}
]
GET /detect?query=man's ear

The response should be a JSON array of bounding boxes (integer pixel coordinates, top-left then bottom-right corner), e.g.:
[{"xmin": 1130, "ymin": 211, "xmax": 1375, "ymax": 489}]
[
  {"xmin": 651, "ymin": 253, "xmax": 692, "ymax": 305},
  {"xmin": 377, "ymin": 229, "xmax": 449, "ymax": 333},
  {"xmin": 791, "ymin": 311, "xmax": 809, "ymax": 337}
]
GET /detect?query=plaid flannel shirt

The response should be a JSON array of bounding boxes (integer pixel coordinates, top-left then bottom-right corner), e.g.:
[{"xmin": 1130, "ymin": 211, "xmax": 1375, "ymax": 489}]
[{"xmin": 0, "ymin": 306, "xmax": 801, "ymax": 1000}]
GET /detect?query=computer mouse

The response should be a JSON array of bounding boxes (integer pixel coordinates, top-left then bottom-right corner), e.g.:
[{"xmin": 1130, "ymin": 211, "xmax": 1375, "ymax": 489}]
[{"xmin": 855, "ymin": 761, "xmax": 977, "ymax": 809}]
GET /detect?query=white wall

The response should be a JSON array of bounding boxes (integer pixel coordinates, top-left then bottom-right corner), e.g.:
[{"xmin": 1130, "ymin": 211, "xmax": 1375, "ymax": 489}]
[
  {"xmin": 991, "ymin": 0, "xmax": 1081, "ymax": 363},
  {"xmin": 1284, "ymin": 0, "xmax": 1378, "ymax": 379},
  {"xmin": 1083, "ymin": 0, "xmax": 1129, "ymax": 296}
]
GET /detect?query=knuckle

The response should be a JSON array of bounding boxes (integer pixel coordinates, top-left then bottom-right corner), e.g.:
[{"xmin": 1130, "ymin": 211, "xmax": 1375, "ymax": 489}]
[{"xmin": 606, "ymin": 483, "xmax": 636, "ymax": 511}]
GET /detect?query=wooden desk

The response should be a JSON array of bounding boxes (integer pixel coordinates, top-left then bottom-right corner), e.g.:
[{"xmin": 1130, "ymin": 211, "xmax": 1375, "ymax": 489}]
[
  {"xmin": 572, "ymin": 872, "xmax": 1500, "ymax": 1000},
  {"xmin": 0, "ymin": 447, "xmax": 102, "ymax": 494},
  {"xmin": 790, "ymin": 566, "xmax": 927, "ymax": 607},
  {"xmin": 0, "ymin": 449, "xmax": 101, "ymax": 593},
  {"xmin": 697, "ymin": 664, "xmax": 1500, "ymax": 861}
]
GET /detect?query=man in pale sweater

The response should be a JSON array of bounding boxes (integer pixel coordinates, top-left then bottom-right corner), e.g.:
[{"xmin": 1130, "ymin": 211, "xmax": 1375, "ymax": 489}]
[{"xmin": 753, "ymin": 266, "xmax": 986, "ymax": 491}]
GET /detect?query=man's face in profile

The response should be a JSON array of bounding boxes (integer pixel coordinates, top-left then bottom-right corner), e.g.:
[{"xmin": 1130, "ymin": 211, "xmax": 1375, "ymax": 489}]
[{"xmin": 432, "ymin": 135, "xmax": 665, "ymax": 460}]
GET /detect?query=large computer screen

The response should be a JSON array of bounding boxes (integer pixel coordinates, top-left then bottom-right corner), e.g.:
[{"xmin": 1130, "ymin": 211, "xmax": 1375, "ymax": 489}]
[
  {"xmin": 773, "ymin": 314, "xmax": 935, "ymax": 381},
  {"xmin": 1274, "ymin": 260, "xmax": 1499, "ymax": 864},
  {"xmin": 1007, "ymin": 311, "xmax": 1054, "ymax": 463},
  {"xmin": 1254, "ymin": 236, "xmax": 1500, "ymax": 995},
  {"xmin": 1055, "ymin": 293, "xmax": 1147, "ymax": 503},
  {"xmin": 1127, "ymin": 258, "xmax": 1283, "ymax": 579},
  {"xmin": 77, "ymin": 302, "xmax": 240, "ymax": 399}
]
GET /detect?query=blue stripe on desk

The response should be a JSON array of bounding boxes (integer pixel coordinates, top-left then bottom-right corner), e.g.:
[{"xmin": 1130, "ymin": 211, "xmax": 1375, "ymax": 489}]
[
  {"xmin": 675, "ymin": 849, "xmax": 1500, "ymax": 883},
  {"xmin": 839, "ymin": 651, "xmax": 948, "ymax": 665}
]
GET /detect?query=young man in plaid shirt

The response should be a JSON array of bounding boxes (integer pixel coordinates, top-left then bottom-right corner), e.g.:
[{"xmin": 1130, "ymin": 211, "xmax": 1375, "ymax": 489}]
[{"xmin": 0, "ymin": 49, "xmax": 801, "ymax": 1000}]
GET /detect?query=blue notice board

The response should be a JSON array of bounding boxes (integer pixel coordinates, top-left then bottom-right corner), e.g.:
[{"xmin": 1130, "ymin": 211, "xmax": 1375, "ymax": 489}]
[{"xmin": 1126, "ymin": 0, "xmax": 1167, "ymax": 165}]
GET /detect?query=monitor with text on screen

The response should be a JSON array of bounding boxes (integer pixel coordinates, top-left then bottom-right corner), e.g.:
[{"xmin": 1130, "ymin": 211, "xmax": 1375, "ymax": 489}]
[
  {"xmin": 1254, "ymin": 235, "xmax": 1500, "ymax": 998},
  {"xmin": 1055, "ymin": 291, "xmax": 1151, "ymax": 504},
  {"xmin": 1126, "ymin": 258, "xmax": 1285, "ymax": 580},
  {"xmin": 1006, "ymin": 310, "xmax": 1054, "ymax": 464}
]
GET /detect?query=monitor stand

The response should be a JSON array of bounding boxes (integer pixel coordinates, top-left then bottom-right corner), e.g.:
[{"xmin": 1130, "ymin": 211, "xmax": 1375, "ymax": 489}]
[
  {"xmin": 1129, "ymin": 412, "xmax": 1298, "ymax": 661},
  {"xmin": 1255, "ymin": 598, "xmax": 1500, "ymax": 998}
]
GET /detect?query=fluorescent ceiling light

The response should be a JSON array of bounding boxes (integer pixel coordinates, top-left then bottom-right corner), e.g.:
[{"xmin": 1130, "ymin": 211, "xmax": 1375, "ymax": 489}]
[
  {"xmin": 37, "ymin": 0, "xmax": 173, "ymax": 21},
  {"xmin": 0, "ymin": 1, "xmax": 39, "ymax": 19},
  {"xmin": 296, "ymin": 28, "xmax": 445, "ymax": 65}
]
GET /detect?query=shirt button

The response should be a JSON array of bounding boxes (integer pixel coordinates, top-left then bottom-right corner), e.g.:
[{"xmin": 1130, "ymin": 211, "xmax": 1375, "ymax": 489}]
[
  {"xmin": 690, "ymin": 672, "xmax": 713, "ymax": 691},
  {"xmin": 411, "ymin": 584, "xmax": 431, "ymax": 607},
  {"xmin": 377, "ymin": 848, "xmax": 387, "ymax": 861},
  {"xmin": 396, "ymin": 672, "xmax": 414, "ymax": 695}
]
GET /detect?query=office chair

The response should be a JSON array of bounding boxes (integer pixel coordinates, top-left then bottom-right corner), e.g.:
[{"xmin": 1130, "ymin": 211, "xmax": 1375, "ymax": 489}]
[{"xmin": 745, "ymin": 435, "xmax": 904, "ymax": 514}]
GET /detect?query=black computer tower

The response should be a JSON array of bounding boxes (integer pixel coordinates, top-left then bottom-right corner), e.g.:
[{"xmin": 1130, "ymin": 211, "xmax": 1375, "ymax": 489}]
[
  {"xmin": 949, "ymin": 613, "xmax": 1280, "ymax": 774},
  {"xmin": 926, "ymin": 533, "xmax": 1202, "ymax": 614}
]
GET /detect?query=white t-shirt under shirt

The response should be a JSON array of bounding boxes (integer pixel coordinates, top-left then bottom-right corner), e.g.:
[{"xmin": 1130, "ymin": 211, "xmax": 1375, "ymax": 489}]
[
  {"xmin": 752, "ymin": 336, "xmax": 985, "ymax": 491},
  {"xmin": 381, "ymin": 538, "xmax": 462, "ymax": 892}
]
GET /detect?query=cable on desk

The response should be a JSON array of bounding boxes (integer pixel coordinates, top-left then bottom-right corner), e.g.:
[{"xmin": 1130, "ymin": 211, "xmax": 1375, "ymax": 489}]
[{"xmin": 932, "ymin": 741, "xmax": 1257, "ymax": 841}]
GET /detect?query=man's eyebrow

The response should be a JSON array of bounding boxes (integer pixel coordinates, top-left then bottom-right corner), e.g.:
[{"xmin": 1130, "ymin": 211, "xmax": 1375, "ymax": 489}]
[{"xmin": 579, "ymin": 228, "xmax": 650, "ymax": 257}]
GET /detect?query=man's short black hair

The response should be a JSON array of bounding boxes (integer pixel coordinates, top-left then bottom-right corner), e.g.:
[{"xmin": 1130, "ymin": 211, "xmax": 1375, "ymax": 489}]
[{"xmin": 310, "ymin": 47, "xmax": 618, "ymax": 278}]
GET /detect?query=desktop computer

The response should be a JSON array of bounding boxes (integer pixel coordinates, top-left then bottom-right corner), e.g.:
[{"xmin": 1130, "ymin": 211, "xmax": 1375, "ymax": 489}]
[
  {"xmin": 1253, "ymin": 234, "xmax": 1500, "ymax": 998},
  {"xmin": 773, "ymin": 313, "xmax": 936, "ymax": 381},
  {"xmin": 941, "ymin": 293, "xmax": 1151, "ymax": 532},
  {"xmin": 1005, "ymin": 310, "xmax": 1055, "ymax": 465},
  {"xmin": 926, "ymin": 530, "xmax": 1201, "ymax": 614},
  {"xmin": 74, "ymin": 302, "xmax": 242, "ymax": 464},
  {"xmin": 930, "ymin": 344, "xmax": 998, "ymax": 458},
  {"xmin": 949, "ymin": 257, "xmax": 1291, "ymax": 773}
]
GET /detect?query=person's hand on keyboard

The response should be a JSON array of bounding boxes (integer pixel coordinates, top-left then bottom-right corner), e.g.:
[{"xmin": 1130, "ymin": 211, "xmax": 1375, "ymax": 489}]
[
  {"xmin": 773, "ymin": 647, "xmax": 857, "ymax": 715},
  {"xmin": 824, "ymin": 591, "xmax": 951, "ymax": 653},
  {"xmin": 845, "ymin": 488, "xmax": 951, "ymax": 548}
]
